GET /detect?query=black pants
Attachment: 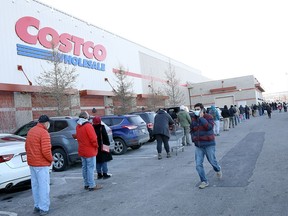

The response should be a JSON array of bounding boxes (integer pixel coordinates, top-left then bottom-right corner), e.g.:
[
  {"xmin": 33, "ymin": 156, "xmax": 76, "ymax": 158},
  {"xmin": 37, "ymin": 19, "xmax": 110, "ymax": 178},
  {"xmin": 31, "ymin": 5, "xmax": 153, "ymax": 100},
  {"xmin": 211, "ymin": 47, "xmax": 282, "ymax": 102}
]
[
  {"xmin": 268, "ymin": 112, "xmax": 271, "ymax": 118},
  {"xmin": 155, "ymin": 134, "xmax": 170, "ymax": 154}
]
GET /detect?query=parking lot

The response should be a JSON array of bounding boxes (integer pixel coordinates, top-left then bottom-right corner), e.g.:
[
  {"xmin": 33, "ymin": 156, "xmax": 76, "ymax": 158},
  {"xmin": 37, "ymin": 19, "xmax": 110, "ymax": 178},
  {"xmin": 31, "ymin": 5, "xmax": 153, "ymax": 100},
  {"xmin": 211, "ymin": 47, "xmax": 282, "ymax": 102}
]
[{"xmin": 1, "ymin": 112, "xmax": 288, "ymax": 216}]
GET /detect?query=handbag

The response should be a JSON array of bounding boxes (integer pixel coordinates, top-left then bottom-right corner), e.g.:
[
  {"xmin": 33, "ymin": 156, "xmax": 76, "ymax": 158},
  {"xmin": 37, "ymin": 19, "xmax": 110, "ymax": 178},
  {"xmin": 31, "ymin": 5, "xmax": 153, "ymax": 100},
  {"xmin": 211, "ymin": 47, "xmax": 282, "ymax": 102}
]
[
  {"xmin": 100, "ymin": 127, "xmax": 110, "ymax": 153},
  {"xmin": 101, "ymin": 144, "xmax": 110, "ymax": 153}
]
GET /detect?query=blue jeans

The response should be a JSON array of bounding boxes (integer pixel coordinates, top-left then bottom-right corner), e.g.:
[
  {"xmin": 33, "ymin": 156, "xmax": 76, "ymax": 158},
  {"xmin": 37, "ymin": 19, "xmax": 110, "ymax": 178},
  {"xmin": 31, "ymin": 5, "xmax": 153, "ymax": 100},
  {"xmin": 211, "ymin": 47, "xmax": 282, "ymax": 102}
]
[
  {"xmin": 30, "ymin": 166, "xmax": 50, "ymax": 212},
  {"xmin": 81, "ymin": 156, "xmax": 96, "ymax": 188},
  {"xmin": 195, "ymin": 145, "xmax": 221, "ymax": 183},
  {"xmin": 96, "ymin": 162, "xmax": 108, "ymax": 173}
]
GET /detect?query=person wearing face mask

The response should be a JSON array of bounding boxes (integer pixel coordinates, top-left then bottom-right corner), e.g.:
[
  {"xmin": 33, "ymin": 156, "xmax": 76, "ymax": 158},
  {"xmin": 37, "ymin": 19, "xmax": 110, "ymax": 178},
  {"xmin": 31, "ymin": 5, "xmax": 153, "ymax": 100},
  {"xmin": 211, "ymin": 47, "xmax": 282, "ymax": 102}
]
[
  {"xmin": 190, "ymin": 103, "xmax": 222, "ymax": 189},
  {"xmin": 25, "ymin": 115, "xmax": 53, "ymax": 215}
]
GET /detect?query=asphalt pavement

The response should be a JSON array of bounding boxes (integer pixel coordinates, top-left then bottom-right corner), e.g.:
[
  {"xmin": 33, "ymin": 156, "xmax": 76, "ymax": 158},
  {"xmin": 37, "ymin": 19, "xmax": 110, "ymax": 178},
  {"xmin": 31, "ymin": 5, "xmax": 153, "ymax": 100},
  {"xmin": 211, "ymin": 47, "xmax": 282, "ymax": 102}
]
[{"xmin": 1, "ymin": 111, "xmax": 288, "ymax": 216}]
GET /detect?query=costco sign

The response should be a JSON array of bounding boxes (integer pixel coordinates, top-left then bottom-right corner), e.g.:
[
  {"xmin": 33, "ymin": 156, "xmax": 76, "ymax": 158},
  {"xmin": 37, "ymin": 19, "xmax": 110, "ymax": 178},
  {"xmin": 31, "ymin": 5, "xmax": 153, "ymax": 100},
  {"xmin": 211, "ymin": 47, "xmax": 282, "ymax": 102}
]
[{"xmin": 15, "ymin": 16, "xmax": 106, "ymax": 71}]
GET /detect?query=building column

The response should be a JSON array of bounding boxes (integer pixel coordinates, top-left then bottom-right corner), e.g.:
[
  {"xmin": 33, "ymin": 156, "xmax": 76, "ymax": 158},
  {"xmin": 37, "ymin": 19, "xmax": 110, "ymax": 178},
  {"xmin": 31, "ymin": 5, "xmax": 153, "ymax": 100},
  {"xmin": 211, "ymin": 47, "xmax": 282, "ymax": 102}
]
[
  {"xmin": 69, "ymin": 93, "xmax": 81, "ymax": 116},
  {"xmin": 104, "ymin": 96, "xmax": 114, "ymax": 115},
  {"xmin": 14, "ymin": 92, "xmax": 32, "ymax": 129}
]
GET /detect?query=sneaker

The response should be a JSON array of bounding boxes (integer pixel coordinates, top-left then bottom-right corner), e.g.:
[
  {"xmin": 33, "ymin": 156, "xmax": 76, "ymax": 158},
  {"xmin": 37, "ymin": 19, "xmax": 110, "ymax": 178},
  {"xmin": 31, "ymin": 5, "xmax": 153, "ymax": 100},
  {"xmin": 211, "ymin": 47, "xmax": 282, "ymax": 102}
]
[
  {"xmin": 88, "ymin": 184, "xmax": 103, "ymax": 191},
  {"xmin": 39, "ymin": 210, "xmax": 49, "ymax": 216},
  {"xmin": 84, "ymin": 186, "xmax": 89, "ymax": 190},
  {"xmin": 216, "ymin": 170, "xmax": 222, "ymax": 179},
  {"xmin": 166, "ymin": 153, "xmax": 171, "ymax": 158},
  {"xmin": 158, "ymin": 153, "xmax": 162, "ymax": 160},
  {"xmin": 199, "ymin": 181, "xmax": 209, "ymax": 189},
  {"xmin": 33, "ymin": 207, "xmax": 40, "ymax": 214}
]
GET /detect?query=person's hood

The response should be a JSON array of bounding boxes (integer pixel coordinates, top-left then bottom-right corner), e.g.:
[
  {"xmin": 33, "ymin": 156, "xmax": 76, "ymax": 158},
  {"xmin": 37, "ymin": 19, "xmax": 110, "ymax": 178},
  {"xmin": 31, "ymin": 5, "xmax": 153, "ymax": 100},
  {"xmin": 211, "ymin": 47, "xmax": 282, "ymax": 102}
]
[
  {"xmin": 157, "ymin": 109, "xmax": 166, "ymax": 114},
  {"xmin": 77, "ymin": 118, "xmax": 89, "ymax": 125},
  {"xmin": 180, "ymin": 105, "xmax": 185, "ymax": 110},
  {"xmin": 211, "ymin": 105, "xmax": 216, "ymax": 111}
]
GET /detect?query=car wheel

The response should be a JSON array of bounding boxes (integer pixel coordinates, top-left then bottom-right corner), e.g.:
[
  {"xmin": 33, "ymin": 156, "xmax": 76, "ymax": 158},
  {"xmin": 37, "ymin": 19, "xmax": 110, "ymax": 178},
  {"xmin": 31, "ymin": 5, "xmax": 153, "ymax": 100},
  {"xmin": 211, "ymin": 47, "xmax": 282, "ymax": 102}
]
[
  {"xmin": 52, "ymin": 148, "xmax": 68, "ymax": 172},
  {"xmin": 113, "ymin": 138, "xmax": 127, "ymax": 155},
  {"xmin": 130, "ymin": 145, "xmax": 141, "ymax": 150}
]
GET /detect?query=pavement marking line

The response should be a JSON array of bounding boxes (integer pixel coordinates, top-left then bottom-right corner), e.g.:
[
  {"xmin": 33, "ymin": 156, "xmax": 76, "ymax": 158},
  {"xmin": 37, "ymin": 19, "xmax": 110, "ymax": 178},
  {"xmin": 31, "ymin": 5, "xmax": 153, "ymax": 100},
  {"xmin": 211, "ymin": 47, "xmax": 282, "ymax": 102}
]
[
  {"xmin": 206, "ymin": 132, "xmax": 265, "ymax": 187},
  {"xmin": 0, "ymin": 211, "xmax": 18, "ymax": 216},
  {"xmin": 51, "ymin": 176, "xmax": 83, "ymax": 180},
  {"xmin": 115, "ymin": 155, "xmax": 157, "ymax": 160}
]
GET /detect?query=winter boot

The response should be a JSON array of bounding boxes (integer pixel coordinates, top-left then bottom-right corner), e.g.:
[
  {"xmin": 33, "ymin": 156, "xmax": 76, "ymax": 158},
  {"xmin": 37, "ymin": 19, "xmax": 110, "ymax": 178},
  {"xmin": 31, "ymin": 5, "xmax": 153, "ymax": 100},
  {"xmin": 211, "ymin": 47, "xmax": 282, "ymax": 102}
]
[
  {"xmin": 103, "ymin": 173, "xmax": 111, "ymax": 179},
  {"xmin": 97, "ymin": 173, "xmax": 103, "ymax": 179}
]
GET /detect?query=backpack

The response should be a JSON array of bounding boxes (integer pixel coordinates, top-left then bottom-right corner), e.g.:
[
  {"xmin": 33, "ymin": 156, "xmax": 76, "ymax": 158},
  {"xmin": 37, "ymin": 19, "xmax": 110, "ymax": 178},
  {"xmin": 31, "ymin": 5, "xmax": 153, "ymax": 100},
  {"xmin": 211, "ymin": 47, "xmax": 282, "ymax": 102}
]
[{"xmin": 209, "ymin": 109, "xmax": 217, "ymax": 120}]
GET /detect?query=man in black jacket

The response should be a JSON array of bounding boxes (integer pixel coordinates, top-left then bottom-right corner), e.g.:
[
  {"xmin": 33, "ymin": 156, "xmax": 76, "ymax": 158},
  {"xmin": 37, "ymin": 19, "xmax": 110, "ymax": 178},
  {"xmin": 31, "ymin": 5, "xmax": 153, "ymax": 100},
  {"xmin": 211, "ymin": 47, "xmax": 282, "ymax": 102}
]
[{"xmin": 228, "ymin": 105, "xmax": 236, "ymax": 128}]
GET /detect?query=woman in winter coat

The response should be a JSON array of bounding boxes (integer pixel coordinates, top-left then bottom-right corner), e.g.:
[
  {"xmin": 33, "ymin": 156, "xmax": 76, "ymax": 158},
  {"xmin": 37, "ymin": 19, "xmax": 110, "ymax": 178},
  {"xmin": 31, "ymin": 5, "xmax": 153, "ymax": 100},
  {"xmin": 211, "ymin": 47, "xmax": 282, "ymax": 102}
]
[
  {"xmin": 153, "ymin": 109, "xmax": 175, "ymax": 160},
  {"xmin": 92, "ymin": 116, "xmax": 113, "ymax": 179}
]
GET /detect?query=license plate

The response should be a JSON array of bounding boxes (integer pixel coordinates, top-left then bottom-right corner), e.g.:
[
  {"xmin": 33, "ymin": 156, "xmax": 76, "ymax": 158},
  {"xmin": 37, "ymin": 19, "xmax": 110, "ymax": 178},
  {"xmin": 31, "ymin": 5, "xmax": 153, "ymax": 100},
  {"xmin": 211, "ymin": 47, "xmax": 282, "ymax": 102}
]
[{"xmin": 21, "ymin": 154, "xmax": 27, "ymax": 162}]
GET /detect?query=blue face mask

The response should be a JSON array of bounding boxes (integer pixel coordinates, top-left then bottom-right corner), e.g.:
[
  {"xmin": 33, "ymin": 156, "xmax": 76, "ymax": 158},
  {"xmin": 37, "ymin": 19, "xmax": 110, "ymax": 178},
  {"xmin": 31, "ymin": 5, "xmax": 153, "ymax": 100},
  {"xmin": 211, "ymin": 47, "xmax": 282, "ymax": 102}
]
[{"xmin": 194, "ymin": 110, "xmax": 200, "ymax": 116}]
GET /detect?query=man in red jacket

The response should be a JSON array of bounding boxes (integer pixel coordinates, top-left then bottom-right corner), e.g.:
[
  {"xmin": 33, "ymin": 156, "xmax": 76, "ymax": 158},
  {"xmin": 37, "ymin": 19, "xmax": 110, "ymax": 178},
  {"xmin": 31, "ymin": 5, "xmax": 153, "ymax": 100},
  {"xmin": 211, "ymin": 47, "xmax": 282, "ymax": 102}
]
[
  {"xmin": 76, "ymin": 111, "xmax": 102, "ymax": 191},
  {"xmin": 25, "ymin": 115, "xmax": 53, "ymax": 215}
]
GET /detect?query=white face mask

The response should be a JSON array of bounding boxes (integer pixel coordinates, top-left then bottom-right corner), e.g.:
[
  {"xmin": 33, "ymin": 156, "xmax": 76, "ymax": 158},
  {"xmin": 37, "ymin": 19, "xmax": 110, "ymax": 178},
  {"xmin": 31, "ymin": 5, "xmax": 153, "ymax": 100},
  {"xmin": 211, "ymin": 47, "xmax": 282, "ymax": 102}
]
[
  {"xmin": 46, "ymin": 122, "xmax": 50, "ymax": 130},
  {"xmin": 194, "ymin": 110, "xmax": 200, "ymax": 116}
]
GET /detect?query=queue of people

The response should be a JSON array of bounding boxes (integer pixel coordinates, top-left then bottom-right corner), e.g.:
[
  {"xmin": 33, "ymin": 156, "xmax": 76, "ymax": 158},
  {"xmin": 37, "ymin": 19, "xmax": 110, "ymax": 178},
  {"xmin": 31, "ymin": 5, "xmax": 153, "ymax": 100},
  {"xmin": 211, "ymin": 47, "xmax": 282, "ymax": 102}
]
[
  {"xmin": 220, "ymin": 102, "xmax": 275, "ymax": 131},
  {"xmin": 25, "ymin": 101, "xmax": 284, "ymax": 214}
]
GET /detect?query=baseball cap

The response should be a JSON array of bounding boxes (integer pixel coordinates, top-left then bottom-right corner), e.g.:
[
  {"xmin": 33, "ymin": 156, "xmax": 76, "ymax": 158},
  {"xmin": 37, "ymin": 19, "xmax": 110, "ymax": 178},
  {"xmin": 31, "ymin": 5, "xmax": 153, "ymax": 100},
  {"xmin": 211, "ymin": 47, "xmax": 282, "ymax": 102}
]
[{"xmin": 38, "ymin": 115, "xmax": 50, "ymax": 123}]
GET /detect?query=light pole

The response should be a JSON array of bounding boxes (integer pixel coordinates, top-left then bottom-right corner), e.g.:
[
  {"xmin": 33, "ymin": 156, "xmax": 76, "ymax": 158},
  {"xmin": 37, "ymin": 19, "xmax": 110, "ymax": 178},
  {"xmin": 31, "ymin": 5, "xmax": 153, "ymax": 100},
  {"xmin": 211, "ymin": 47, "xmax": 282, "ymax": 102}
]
[
  {"xmin": 148, "ymin": 84, "xmax": 156, "ymax": 110},
  {"xmin": 104, "ymin": 78, "xmax": 116, "ymax": 92},
  {"xmin": 17, "ymin": 65, "xmax": 32, "ymax": 85},
  {"xmin": 188, "ymin": 86, "xmax": 193, "ymax": 110}
]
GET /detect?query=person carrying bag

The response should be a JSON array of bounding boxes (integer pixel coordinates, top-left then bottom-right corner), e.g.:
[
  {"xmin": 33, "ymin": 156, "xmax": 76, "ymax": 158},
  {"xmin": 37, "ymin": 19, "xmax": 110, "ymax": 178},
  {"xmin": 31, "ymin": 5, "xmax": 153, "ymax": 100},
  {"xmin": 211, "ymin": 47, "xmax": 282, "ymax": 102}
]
[{"xmin": 92, "ymin": 116, "xmax": 113, "ymax": 179}]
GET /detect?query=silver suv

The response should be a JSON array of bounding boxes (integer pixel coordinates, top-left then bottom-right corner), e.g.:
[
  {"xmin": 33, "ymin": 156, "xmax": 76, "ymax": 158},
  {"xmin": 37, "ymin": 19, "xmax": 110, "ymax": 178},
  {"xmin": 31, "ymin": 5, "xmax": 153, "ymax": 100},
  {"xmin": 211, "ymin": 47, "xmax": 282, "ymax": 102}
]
[{"xmin": 14, "ymin": 116, "xmax": 114, "ymax": 172}]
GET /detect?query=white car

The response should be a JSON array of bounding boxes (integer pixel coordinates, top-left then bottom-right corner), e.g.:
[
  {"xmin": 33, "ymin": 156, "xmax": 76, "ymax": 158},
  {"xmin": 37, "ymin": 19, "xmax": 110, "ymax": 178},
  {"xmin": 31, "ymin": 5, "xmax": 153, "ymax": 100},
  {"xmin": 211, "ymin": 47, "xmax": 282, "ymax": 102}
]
[{"xmin": 0, "ymin": 134, "xmax": 30, "ymax": 190}]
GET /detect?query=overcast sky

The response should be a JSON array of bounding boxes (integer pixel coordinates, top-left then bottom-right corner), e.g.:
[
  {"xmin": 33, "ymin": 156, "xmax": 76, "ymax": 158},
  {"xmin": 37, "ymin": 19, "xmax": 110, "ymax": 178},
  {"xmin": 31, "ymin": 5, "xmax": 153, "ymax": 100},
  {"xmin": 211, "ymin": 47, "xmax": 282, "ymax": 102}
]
[{"xmin": 38, "ymin": 0, "xmax": 288, "ymax": 94}]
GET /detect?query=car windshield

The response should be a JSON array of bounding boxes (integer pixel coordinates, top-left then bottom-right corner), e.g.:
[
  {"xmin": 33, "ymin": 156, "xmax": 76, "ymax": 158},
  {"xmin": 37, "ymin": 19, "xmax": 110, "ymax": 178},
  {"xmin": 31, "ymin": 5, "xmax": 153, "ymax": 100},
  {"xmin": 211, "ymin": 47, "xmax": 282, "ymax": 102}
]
[
  {"xmin": 127, "ymin": 116, "xmax": 145, "ymax": 125},
  {"xmin": 146, "ymin": 113, "xmax": 156, "ymax": 122}
]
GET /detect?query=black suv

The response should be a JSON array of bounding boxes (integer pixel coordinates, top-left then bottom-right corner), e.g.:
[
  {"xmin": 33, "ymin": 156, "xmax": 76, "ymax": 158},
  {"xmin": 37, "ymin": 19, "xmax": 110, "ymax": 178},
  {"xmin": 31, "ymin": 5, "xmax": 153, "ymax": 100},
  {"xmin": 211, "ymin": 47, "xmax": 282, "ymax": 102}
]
[
  {"xmin": 14, "ymin": 117, "xmax": 115, "ymax": 172},
  {"xmin": 130, "ymin": 111, "xmax": 156, "ymax": 142}
]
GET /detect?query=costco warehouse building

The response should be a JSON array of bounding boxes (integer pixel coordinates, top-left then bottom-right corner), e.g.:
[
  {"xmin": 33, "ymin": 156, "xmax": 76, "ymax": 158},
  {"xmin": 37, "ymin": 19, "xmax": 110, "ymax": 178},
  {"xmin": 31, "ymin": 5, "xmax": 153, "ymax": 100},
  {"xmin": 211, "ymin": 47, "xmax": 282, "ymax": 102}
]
[{"xmin": 0, "ymin": 0, "xmax": 265, "ymax": 132}]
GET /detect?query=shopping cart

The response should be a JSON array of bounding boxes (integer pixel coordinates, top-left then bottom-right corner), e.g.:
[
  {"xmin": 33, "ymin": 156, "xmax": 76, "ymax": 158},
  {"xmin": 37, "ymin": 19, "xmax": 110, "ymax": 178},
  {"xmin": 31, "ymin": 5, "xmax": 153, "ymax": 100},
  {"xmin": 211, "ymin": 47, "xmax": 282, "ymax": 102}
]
[{"xmin": 169, "ymin": 125, "xmax": 184, "ymax": 155}]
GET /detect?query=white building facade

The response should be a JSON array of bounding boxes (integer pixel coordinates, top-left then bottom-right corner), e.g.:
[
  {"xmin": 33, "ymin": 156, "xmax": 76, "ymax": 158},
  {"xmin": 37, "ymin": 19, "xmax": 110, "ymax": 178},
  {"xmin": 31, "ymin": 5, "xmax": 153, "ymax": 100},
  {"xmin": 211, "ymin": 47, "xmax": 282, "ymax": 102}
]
[
  {"xmin": 1, "ymin": 0, "xmax": 210, "ymax": 131},
  {"xmin": 188, "ymin": 75, "xmax": 265, "ymax": 109}
]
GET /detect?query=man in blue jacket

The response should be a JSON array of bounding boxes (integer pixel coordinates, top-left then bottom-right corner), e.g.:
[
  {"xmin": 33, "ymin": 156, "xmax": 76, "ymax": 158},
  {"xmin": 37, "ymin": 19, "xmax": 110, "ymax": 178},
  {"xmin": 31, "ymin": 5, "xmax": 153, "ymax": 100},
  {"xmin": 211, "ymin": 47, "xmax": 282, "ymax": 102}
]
[{"xmin": 190, "ymin": 103, "xmax": 222, "ymax": 189}]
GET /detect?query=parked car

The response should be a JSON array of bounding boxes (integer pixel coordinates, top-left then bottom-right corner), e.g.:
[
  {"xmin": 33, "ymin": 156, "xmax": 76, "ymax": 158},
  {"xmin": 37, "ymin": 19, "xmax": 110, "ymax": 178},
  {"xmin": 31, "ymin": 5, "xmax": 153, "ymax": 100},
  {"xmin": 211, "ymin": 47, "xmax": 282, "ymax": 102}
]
[
  {"xmin": 14, "ymin": 116, "xmax": 115, "ymax": 172},
  {"xmin": 0, "ymin": 134, "xmax": 30, "ymax": 190},
  {"xmin": 130, "ymin": 111, "xmax": 156, "ymax": 142},
  {"xmin": 101, "ymin": 115, "xmax": 150, "ymax": 155}
]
